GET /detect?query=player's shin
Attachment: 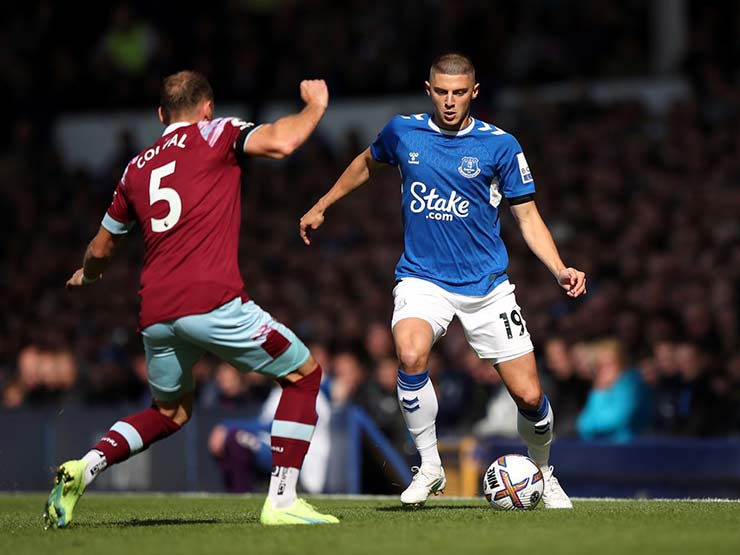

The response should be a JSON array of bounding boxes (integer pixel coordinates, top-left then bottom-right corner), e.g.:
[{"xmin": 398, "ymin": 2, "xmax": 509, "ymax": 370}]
[
  {"xmin": 85, "ymin": 406, "xmax": 182, "ymax": 486},
  {"xmin": 397, "ymin": 369, "xmax": 442, "ymax": 468},
  {"xmin": 269, "ymin": 366, "xmax": 321, "ymax": 508},
  {"xmin": 516, "ymin": 395, "xmax": 554, "ymax": 470}
]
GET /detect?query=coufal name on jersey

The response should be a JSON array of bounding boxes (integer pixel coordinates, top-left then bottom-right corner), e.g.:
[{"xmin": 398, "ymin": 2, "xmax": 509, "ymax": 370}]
[
  {"xmin": 135, "ymin": 133, "xmax": 188, "ymax": 169},
  {"xmin": 409, "ymin": 181, "xmax": 470, "ymax": 219}
]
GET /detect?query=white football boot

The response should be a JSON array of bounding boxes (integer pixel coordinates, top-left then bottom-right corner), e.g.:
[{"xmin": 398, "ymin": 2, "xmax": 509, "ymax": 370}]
[
  {"xmin": 541, "ymin": 466, "xmax": 573, "ymax": 509},
  {"xmin": 400, "ymin": 465, "xmax": 446, "ymax": 507}
]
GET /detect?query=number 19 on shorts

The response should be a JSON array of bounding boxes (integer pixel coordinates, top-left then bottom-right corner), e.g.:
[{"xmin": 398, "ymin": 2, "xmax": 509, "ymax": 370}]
[{"xmin": 499, "ymin": 309, "xmax": 526, "ymax": 339}]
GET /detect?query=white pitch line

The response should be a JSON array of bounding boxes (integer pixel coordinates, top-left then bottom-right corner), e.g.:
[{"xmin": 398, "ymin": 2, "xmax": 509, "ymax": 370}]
[
  {"xmin": 3, "ymin": 491, "xmax": 738, "ymax": 502},
  {"xmin": 84, "ymin": 493, "xmax": 740, "ymax": 503}
]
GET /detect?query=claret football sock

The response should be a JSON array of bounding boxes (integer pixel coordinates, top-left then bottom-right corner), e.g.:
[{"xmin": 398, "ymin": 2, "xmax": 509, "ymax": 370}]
[
  {"xmin": 268, "ymin": 365, "xmax": 322, "ymax": 507},
  {"xmin": 397, "ymin": 369, "xmax": 442, "ymax": 468},
  {"xmin": 271, "ymin": 366, "xmax": 321, "ymax": 466},
  {"xmin": 516, "ymin": 395, "xmax": 554, "ymax": 469},
  {"xmin": 45, "ymin": 407, "xmax": 181, "ymax": 528},
  {"xmin": 90, "ymin": 407, "xmax": 182, "ymax": 471}
]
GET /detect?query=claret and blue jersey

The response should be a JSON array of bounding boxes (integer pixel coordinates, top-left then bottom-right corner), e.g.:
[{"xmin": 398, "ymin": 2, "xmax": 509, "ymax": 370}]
[{"xmin": 370, "ymin": 113, "xmax": 536, "ymax": 296}]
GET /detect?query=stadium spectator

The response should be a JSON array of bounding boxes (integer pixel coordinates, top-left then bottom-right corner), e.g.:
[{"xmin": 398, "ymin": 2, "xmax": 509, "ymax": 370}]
[
  {"xmin": 576, "ymin": 339, "xmax": 651, "ymax": 442},
  {"xmin": 538, "ymin": 337, "xmax": 589, "ymax": 438},
  {"xmin": 198, "ymin": 362, "xmax": 272, "ymax": 410},
  {"xmin": 362, "ymin": 356, "xmax": 415, "ymax": 456},
  {"xmin": 95, "ymin": 3, "xmax": 157, "ymax": 75},
  {"xmin": 208, "ymin": 376, "xmax": 333, "ymax": 495}
]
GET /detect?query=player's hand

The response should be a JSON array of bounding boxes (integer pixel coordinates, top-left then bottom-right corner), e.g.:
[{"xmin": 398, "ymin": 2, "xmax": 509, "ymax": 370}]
[
  {"xmin": 208, "ymin": 425, "xmax": 228, "ymax": 458},
  {"xmin": 66, "ymin": 268, "xmax": 98, "ymax": 289},
  {"xmin": 557, "ymin": 267, "xmax": 586, "ymax": 298},
  {"xmin": 300, "ymin": 79, "xmax": 329, "ymax": 110},
  {"xmin": 299, "ymin": 206, "xmax": 325, "ymax": 245}
]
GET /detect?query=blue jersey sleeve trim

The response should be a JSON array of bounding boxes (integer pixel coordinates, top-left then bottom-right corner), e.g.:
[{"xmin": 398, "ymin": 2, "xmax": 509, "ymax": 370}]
[{"xmin": 102, "ymin": 212, "xmax": 134, "ymax": 235}]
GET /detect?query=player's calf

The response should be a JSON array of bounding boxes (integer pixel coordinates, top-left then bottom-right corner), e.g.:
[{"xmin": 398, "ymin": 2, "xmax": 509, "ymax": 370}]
[
  {"xmin": 263, "ymin": 363, "xmax": 338, "ymax": 524},
  {"xmin": 43, "ymin": 402, "xmax": 186, "ymax": 529},
  {"xmin": 268, "ymin": 366, "xmax": 321, "ymax": 509}
]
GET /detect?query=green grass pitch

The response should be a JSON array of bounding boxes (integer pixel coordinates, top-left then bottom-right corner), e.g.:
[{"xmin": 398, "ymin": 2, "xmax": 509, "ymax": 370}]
[{"xmin": 2, "ymin": 494, "xmax": 738, "ymax": 555}]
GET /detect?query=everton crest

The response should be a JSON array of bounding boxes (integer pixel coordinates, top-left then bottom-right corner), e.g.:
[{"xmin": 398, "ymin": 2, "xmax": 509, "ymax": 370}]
[{"xmin": 458, "ymin": 156, "xmax": 481, "ymax": 178}]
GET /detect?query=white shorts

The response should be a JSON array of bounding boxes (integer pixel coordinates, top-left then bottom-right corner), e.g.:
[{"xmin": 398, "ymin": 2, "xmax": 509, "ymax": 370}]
[{"xmin": 391, "ymin": 278, "xmax": 534, "ymax": 364}]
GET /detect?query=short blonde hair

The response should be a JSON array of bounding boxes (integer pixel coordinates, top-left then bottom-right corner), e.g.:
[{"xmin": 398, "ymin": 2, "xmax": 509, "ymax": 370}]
[{"xmin": 430, "ymin": 52, "xmax": 475, "ymax": 80}]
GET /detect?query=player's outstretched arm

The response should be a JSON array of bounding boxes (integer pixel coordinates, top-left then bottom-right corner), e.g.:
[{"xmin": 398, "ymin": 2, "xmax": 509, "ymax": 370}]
[
  {"xmin": 509, "ymin": 200, "xmax": 586, "ymax": 298},
  {"xmin": 244, "ymin": 80, "xmax": 329, "ymax": 159},
  {"xmin": 66, "ymin": 226, "xmax": 122, "ymax": 288},
  {"xmin": 299, "ymin": 147, "xmax": 382, "ymax": 245}
]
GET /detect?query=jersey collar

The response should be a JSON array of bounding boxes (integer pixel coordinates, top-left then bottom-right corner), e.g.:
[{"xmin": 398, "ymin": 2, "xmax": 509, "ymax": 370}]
[
  {"xmin": 427, "ymin": 115, "xmax": 475, "ymax": 137},
  {"xmin": 162, "ymin": 121, "xmax": 191, "ymax": 136}
]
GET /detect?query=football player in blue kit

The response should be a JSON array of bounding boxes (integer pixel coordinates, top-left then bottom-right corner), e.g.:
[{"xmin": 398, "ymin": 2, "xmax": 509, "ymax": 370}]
[{"xmin": 300, "ymin": 53, "xmax": 586, "ymax": 508}]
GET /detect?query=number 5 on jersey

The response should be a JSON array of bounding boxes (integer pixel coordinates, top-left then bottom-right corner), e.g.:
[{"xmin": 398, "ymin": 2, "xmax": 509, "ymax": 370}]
[{"xmin": 150, "ymin": 161, "xmax": 181, "ymax": 232}]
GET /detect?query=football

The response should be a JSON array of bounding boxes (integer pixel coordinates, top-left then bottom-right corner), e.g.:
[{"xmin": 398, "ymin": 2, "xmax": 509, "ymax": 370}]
[{"xmin": 483, "ymin": 454, "xmax": 544, "ymax": 510}]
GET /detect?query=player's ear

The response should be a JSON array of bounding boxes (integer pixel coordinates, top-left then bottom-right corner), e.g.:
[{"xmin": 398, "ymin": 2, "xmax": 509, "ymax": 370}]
[
  {"xmin": 424, "ymin": 81, "xmax": 431, "ymax": 96},
  {"xmin": 472, "ymin": 82, "xmax": 480, "ymax": 100},
  {"xmin": 158, "ymin": 106, "xmax": 166, "ymax": 125},
  {"xmin": 203, "ymin": 99, "xmax": 214, "ymax": 121}
]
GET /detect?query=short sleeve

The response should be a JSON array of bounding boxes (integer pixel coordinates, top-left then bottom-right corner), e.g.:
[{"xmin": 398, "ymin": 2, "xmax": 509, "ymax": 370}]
[
  {"xmin": 370, "ymin": 117, "xmax": 401, "ymax": 165},
  {"xmin": 497, "ymin": 135, "xmax": 536, "ymax": 199},
  {"xmin": 103, "ymin": 178, "xmax": 135, "ymax": 234},
  {"xmin": 197, "ymin": 117, "xmax": 259, "ymax": 158}
]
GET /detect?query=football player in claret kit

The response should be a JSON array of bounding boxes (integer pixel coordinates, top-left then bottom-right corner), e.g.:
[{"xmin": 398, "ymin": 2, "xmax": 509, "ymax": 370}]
[
  {"xmin": 300, "ymin": 53, "xmax": 586, "ymax": 509},
  {"xmin": 44, "ymin": 71, "xmax": 338, "ymax": 528}
]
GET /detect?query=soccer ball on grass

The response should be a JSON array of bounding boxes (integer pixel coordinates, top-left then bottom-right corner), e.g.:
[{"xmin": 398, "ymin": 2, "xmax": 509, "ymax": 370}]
[{"xmin": 483, "ymin": 454, "xmax": 544, "ymax": 510}]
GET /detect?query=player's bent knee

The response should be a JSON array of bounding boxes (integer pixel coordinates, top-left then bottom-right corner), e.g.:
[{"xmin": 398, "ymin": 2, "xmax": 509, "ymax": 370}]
[
  {"xmin": 397, "ymin": 348, "xmax": 428, "ymax": 373},
  {"xmin": 295, "ymin": 354, "xmax": 318, "ymax": 376},
  {"xmin": 156, "ymin": 405, "xmax": 191, "ymax": 427},
  {"xmin": 172, "ymin": 409, "xmax": 191, "ymax": 427},
  {"xmin": 154, "ymin": 394, "xmax": 194, "ymax": 426},
  {"xmin": 280, "ymin": 354, "xmax": 320, "ymax": 384},
  {"xmin": 512, "ymin": 387, "xmax": 543, "ymax": 412}
]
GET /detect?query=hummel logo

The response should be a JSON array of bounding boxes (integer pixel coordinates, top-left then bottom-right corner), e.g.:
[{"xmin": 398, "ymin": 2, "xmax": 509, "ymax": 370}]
[{"xmin": 408, "ymin": 152, "xmax": 420, "ymax": 165}]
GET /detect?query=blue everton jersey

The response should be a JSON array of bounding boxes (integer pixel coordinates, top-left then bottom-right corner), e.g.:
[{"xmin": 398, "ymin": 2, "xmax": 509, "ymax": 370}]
[{"xmin": 370, "ymin": 113, "xmax": 536, "ymax": 296}]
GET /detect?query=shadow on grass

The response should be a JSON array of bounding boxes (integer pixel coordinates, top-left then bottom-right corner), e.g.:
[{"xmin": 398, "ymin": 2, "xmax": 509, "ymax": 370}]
[
  {"xmin": 99, "ymin": 518, "xmax": 225, "ymax": 527},
  {"xmin": 376, "ymin": 505, "xmax": 487, "ymax": 512}
]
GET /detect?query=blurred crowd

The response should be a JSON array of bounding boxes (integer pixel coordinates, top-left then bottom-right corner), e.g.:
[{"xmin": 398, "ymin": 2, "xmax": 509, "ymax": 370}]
[
  {"xmin": 1, "ymin": 1, "xmax": 739, "ymax": 443},
  {"xmin": 4, "ymin": 0, "xmax": 654, "ymax": 115}
]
